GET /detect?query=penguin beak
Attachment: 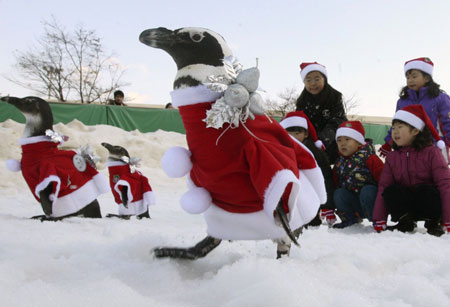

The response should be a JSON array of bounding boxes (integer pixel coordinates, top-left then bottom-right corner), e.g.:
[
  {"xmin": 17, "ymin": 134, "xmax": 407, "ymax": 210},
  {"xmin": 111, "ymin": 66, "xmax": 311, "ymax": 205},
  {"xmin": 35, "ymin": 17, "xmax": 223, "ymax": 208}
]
[
  {"xmin": 101, "ymin": 142, "xmax": 113, "ymax": 151},
  {"xmin": 139, "ymin": 27, "xmax": 178, "ymax": 49},
  {"xmin": 1, "ymin": 96, "xmax": 25, "ymax": 110}
]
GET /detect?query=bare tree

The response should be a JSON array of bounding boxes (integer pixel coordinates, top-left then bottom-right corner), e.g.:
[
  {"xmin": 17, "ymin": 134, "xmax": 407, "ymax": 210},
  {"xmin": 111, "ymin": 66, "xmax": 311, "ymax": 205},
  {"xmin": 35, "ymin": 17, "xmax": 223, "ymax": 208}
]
[
  {"xmin": 264, "ymin": 86, "xmax": 298, "ymax": 118},
  {"xmin": 6, "ymin": 17, "xmax": 127, "ymax": 104},
  {"xmin": 342, "ymin": 94, "xmax": 360, "ymax": 115}
]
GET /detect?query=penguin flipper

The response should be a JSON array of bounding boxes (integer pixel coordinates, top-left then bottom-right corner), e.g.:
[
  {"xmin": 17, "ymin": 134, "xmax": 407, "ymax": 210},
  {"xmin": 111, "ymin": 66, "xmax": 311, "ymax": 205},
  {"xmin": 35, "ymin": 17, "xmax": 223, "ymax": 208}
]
[
  {"xmin": 39, "ymin": 184, "xmax": 53, "ymax": 216},
  {"xmin": 153, "ymin": 236, "xmax": 222, "ymax": 260}
]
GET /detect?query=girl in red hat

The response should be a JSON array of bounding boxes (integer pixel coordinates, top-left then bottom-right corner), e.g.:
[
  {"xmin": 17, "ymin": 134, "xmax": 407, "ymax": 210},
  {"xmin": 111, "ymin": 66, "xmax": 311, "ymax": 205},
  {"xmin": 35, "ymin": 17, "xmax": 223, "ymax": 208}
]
[
  {"xmin": 296, "ymin": 62, "xmax": 348, "ymax": 164},
  {"xmin": 373, "ymin": 105, "xmax": 450, "ymax": 236},
  {"xmin": 380, "ymin": 57, "xmax": 450, "ymax": 162}
]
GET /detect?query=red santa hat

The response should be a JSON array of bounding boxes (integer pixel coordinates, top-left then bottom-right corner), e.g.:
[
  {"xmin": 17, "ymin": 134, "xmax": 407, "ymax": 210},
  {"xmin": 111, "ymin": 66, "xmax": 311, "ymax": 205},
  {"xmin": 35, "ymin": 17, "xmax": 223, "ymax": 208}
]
[
  {"xmin": 280, "ymin": 111, "xmax": 325, "ymax": 150},
  {"xmin": 393, "ymin": 105, "xmax": 445, "ymax": 149},
  {"xmin": 300, "ymin": 62, "xmax": 328, "ymax": 81},
  {"xmin": 336, "ymin": 121, "xmax": 366, "ymax": 145},
  {"xmin": 404, "ymin": 57, "xmax": 434, "ymax": 76}
]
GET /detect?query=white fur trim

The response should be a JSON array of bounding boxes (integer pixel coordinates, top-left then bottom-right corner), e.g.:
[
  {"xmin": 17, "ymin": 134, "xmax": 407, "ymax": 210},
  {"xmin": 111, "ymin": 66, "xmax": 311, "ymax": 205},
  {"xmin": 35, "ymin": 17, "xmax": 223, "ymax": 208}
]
[
  {"xmin": 143, "ymin": 191, "xmax": 156, "ymax": 206},
  {"xmin": 336, "ymin": 127, "xmax": 366, "ymax": 145},
  {"xmin": 315, "ymin": 140, "xmax": 324, "ymax": 149},
  {"xmin": 301, "ymin": 168, "xmax": 327, "ymax": 204},
  {"xmin": 114, "ymin": 180, "xmax": 134, "ymax": 204},
  {"xmin": 301, "ymin": 64, "xmax": 328, "ymax": 81},
  {"xmin": 404, "ymin": 60, "xmax": 433, "ymax": 76},
  {"xmin": 394, "ymin": 110, "xmax": 425, "ymax": 130},
  {"xmin": 18, "ymin": 135, "xmax": 52, "ymax": 146},
  {"xmin": 5, "ymin": 159, "xmax": 21, "ymax": 172},
  {"xmin": 437, "ymin": 140, "xmax": 446, "ymax": 150},
  {"xmin": 49, "ymin": 173, "xmax": 109, "ymax": 217},
  {"xmin": 279, "ymin": 116, "xmax": 308, "ymax": 130},
  {"xmin": 35, "ymin": 175, "xmax": 61, "ymax": 201},
  {"xmin": 106, "ymin": 161, "xmax": 127, "ymax": 167},
  {"xmin": 161, "ymin": 147, "xmax": 192, "ymax": 178},
  {"xmin": 181, "ymin": 187, "xmax": 212, "ymax": 214},
  {"xmin": 262, "ymin": 169, "xmax": 300, "ymax": 223},
  {"xmin": 170, "ymin": 85, "xmax": 222, "ymax": 107},
  {"xmin": 203, "ymin": 169, "xmax": 322, "ymax": 240}
]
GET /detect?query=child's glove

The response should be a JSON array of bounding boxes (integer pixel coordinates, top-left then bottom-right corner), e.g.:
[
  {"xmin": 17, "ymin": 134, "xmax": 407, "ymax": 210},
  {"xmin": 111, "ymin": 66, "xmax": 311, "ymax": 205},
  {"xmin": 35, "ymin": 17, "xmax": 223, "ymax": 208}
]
[
  {"xmin": 373, "ymin": 220, "xmax": 387, "ymax": 232},
  {"xmin": 320, "ymin": 209, "xmax": 337, "ymax": 226},
  {"xmin": 443, "ymin": 223, "xmax": 450, "ymax": 233},
  {"xmin": 379, "ymin": 143, "xmax": 392, "ymax": 158}
]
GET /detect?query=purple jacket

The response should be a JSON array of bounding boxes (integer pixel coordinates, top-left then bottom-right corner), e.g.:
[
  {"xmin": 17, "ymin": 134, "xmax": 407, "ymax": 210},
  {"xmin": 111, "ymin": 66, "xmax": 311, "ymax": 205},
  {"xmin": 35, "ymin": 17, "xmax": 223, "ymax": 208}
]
[
  {"xmin": 385, "ymin": 87, "xmax": 450, "ymax": 145},
  {"xmin": 373, "ymin": 145, "xmax": 450, "ymax": 223}
]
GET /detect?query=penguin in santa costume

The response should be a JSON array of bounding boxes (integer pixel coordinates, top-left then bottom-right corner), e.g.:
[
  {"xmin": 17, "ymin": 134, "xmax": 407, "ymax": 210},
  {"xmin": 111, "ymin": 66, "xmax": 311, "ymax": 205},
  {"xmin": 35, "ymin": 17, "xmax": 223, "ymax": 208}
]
[
  {"xmin": 1, "ymin": 96, "xmax": 110, "ymax": 220},
  {"xmin": 139, "ymin": 27, "xmax": 326, "ymax": 259},
  {"xmin": 102, "ymin": 142, "xmax": 155, "ymax": 219}
]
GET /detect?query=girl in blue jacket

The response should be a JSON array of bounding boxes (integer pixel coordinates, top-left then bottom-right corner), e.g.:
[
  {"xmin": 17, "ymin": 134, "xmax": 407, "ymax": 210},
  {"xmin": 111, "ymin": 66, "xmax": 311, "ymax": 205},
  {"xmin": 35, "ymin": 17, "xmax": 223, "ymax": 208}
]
[{"xmin": 380, "ymin": 57, "xmax": 450, "ymax": 162}]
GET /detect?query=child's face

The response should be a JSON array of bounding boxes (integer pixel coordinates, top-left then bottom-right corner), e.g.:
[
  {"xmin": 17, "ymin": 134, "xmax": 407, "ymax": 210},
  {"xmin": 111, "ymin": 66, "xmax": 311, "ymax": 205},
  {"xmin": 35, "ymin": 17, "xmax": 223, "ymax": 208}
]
[
  {"xmin": 392, "ymin": 122, "xmax": 419, "ymax": 147},
  {"xmin": 304, "ymin": 71, "xmax": 325, "ymax": 95},
  {"xmin": 288, "ymin": 130, "xmax": 309, "ymax": 143},
  {"xmin": 336, "ymin": 136, "xmax": 361, "ymax": 157},
  {"xmin": 406, "ymin": 69, "xmax": 430, "ymax": 92}
]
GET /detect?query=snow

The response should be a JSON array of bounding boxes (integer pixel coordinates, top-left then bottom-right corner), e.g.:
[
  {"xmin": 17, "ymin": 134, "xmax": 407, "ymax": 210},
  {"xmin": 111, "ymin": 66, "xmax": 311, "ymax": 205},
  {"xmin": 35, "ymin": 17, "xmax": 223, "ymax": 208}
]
[{"xmin": 1, "ymin": 119, "xmax": 450, "ymax": 307}]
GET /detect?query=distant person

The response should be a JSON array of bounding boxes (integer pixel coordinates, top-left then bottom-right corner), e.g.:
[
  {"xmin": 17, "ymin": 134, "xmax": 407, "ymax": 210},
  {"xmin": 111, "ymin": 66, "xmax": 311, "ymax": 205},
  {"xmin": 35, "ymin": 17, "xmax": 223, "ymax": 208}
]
[
  {"xmin": 373, "ymin": 105, "xmax": 450, "ymax": 236},
  {"xmin": 332, "ymin": 121, "xmax": 384, "ymax": 229},
  {"xmin": 280, "ymin": 111, "xmax": 336, "ymax": 227},
  {"xmin": 165, "ymin": 102, "xmax": 174, "ymax": 109},
  {"xmin": 295, "ymin": 62, "xmax": 347, "ymax": 164},
  {"xmin": 379, "ymin": 57, "xmax": 450, "ymax": 162},
  {"xmin": 109, "ymin": 90, "xmax": 126, "ymax": 106}
]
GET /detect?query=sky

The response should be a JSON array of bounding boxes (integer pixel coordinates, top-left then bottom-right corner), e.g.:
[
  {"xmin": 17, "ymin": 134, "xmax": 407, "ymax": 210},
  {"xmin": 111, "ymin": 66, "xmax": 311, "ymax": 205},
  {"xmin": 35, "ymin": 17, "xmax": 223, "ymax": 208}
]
[
  {"xmin": 1, "ymin": 0, "xmax": 450, "ymax": 117},
  {"xmin": 1, "ymin": 119, "xmax": 450, "ymax": 306}
]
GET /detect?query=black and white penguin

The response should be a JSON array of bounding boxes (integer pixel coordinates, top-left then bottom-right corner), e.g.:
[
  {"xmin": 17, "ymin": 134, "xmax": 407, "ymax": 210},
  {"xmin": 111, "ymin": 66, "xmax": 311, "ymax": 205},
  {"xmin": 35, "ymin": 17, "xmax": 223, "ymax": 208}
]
[
  {"xmin": 139, "ymin": 27, "xmax": 326, "ymax": 259},
  {"xmin": 1, "ymin": 96, "xmax": 109, "ymax": 221},
  {"xmin": 101, "ymin": 142, "xmax": 155, "ymax": 219}
]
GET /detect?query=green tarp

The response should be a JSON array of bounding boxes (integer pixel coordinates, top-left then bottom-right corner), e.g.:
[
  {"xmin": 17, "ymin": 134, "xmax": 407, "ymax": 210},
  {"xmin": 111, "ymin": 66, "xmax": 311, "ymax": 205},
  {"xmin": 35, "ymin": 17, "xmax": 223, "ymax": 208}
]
[{"xmin": 0, "ymin": 102, "xmax": 390, "ymax": 144}]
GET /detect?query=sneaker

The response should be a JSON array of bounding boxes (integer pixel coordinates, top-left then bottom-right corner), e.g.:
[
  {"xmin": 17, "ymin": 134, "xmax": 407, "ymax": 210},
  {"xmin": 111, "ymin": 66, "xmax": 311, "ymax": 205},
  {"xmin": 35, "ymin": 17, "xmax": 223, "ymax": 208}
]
[{"xmin": 332, "ymin": 219, "xmax": 357, "ymax": 229}]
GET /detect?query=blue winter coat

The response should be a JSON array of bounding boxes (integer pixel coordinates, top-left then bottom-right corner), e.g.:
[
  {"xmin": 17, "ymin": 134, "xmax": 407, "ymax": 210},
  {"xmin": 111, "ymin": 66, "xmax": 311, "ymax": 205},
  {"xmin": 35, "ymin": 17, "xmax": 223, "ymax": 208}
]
[{"xmin": 384, "ymin": 87, "xmax": 450, "ymax": 146}]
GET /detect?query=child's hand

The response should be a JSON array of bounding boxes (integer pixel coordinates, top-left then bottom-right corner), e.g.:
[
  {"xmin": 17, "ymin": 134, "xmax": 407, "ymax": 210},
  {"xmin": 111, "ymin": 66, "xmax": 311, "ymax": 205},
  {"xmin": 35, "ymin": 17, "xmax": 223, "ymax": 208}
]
[
  {"xmin": 444, "ymin": 223, "xmax": 450, "ymax": 233},
  {"xmin": 373, "ymin": 220, "xmax": 387, "ymax": 232},
  {"xmin": 379, "ymin": 143, "xmax": 392, "ymax": 157},
  {"xmin": 320, "ymin": 209, "xmax": 336, "ymax": 226}
]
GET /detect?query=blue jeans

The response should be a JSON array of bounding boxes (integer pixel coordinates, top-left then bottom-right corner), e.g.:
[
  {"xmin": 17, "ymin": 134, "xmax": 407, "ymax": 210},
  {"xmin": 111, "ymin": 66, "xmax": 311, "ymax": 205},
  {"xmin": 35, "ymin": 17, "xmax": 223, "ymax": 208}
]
[{"xmin": 333, "ymin": 185, "xmax": 378, "ymax": 222}]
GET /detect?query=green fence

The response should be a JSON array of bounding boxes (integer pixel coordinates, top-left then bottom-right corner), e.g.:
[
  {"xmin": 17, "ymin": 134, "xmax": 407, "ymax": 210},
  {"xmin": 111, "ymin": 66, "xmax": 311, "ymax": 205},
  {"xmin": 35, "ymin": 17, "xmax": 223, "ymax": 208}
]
[{"xmin": 0, "ymin": 102, "xmax": 390, "ymax": 144}]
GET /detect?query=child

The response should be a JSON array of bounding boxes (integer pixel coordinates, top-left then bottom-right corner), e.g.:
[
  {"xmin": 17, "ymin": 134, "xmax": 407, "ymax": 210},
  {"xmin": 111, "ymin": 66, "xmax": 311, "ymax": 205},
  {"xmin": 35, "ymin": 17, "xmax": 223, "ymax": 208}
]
[
  {"xmin": 332, "ymin": 121, "xmax": 384, "ymax": 228},
  {"xmin": 380, "ymin": 57, "xmax": 450, "ymax": 162},
  {"xmin": 280, "ymin": 111, "xmax": 336, "ymax": 227},
  {"xmin": 373, "ymin": 105, "xmax": 450, "ymax": 236},
  {"xmin": 296, "ymin": 61, "xmax": 348, "ymax": 164},
  {"xmin": 102, "ymin": 142, "xmax": 155, "ymax": 219}
]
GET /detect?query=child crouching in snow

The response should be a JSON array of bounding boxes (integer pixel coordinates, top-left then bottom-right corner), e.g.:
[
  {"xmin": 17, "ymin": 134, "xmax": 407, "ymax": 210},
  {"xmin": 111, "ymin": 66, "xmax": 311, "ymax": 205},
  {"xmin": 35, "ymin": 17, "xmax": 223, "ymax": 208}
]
[
  {"xmin": 280, "ymin": 111, "xmax": 336, "ymax": 227},
  {"xmin": 102, "ymin": 143, "xmax": 155, "ymax": 219},
  {"xmin": 373, "ymin": 105, "xmax": 450, "ymax": 236},
  {"xmin": 332, "ymin": 121, "xmax": 384, "ymax": 229}
]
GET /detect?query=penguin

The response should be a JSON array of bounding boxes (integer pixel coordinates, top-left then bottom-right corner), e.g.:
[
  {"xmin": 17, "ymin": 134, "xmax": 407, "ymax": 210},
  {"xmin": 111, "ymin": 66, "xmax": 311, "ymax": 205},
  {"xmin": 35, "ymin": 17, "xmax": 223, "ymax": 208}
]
[
  {"xmin": 139, "ymin": 27, "xmax": 327, "ymax": 259},
  {"xmin": 101, "ymin": 142, "xmax": 155, "ymax": 219},
  {"xmin": 1, "ymin": 96, "xmax": 109, "ymax": 221}
]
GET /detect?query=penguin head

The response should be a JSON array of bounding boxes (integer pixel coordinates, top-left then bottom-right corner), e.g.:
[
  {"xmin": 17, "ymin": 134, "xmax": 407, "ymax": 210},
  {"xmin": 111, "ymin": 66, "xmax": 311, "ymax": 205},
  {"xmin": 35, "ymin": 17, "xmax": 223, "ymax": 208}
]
[
  {"xmin": 139, "ymin": 27, "xmax": 233, "ymax": 89},
  {"xmin": 101, "ymin": 142, "xmax": 130, "ymax": 161},
  {"xmin": 1, "ymin": 96, "xmax": 53, "ymax": 138}
]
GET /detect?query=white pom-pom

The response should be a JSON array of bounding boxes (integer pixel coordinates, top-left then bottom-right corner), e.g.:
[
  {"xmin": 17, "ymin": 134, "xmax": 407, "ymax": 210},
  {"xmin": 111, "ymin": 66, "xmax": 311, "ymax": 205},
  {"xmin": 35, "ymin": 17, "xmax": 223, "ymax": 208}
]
[
  {"xmin": 5, "ymin": 159, "xmax": 21, "ymax": 172},
  {"xmin": 315, "ymin": 140, "xmax": 324, "ymax": 150},
  {"xmin": 161, "ymin": 147, "xmax": 192, "ymax": 178},
  {"xmin": 437, "ymin": 140, "xmax": 445, "ymax": 150},
  {"xmin": 180, "ymin": 187, "xmax": 212, "ymax": 214}
]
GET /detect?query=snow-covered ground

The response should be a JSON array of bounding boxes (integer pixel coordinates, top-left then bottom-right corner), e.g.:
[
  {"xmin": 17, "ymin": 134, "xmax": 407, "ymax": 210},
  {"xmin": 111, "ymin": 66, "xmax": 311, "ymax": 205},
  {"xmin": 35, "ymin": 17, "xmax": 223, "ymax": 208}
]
[{"xmin": 1, "ymin": 119, "xmax": 450, "ymax": 307}]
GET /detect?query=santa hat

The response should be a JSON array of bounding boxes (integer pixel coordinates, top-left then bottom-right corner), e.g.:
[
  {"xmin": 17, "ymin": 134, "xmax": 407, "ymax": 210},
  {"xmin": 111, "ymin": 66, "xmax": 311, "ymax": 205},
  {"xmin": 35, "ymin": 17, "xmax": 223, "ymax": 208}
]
[
  {"xmin": 300, "ymin": 62, "xmax": 328, "ymax": 81},
  {"xmin": 393, "ymin": 105, "xmax": 445, "ymax": 149},
  {"xmin": 404, "ymin": 57, "xmax": 434, "ymax": 76},
  {"xmin": 280, "ymin": 111, "xmax": 325, "ymax": 150},
  {"xmin": 336, "ymin": 121, "xmax": 366, "ymax": 145}
]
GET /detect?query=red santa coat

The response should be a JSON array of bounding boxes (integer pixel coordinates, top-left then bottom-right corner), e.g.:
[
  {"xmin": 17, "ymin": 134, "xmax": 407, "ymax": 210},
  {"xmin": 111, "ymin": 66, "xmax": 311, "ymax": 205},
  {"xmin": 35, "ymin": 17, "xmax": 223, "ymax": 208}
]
[
  {"xmin": 19, "ymin": 136, "xmax": 110, "ymax": 217},
  {"xmin": 170, "ymin": 85, "xmax": 326, "ymax": 240},
  {"xmin": 106, "ymin": 161, "xmax": 155, "ymax": 215}
]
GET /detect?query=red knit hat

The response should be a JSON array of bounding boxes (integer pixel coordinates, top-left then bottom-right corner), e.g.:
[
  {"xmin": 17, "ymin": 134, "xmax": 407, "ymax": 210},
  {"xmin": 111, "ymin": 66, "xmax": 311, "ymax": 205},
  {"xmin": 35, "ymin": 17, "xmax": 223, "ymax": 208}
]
[
  {"xmin": 280, "ymin": 111, "xmax": 324, "ymax": 150},
  {"xmin": 300, "ymin": 62, "xmax": 328, "ymax": 81},
  {"xmin": 336, "ymin": 121, "xmax": 366, "ymax": 145},
  {"xmin": 393, "ymin": 105, "xmax": 445, "ymax": 149},
  {"xmin": 404, "ymin": 57, "xmax": 434, "ymax": 76}
]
